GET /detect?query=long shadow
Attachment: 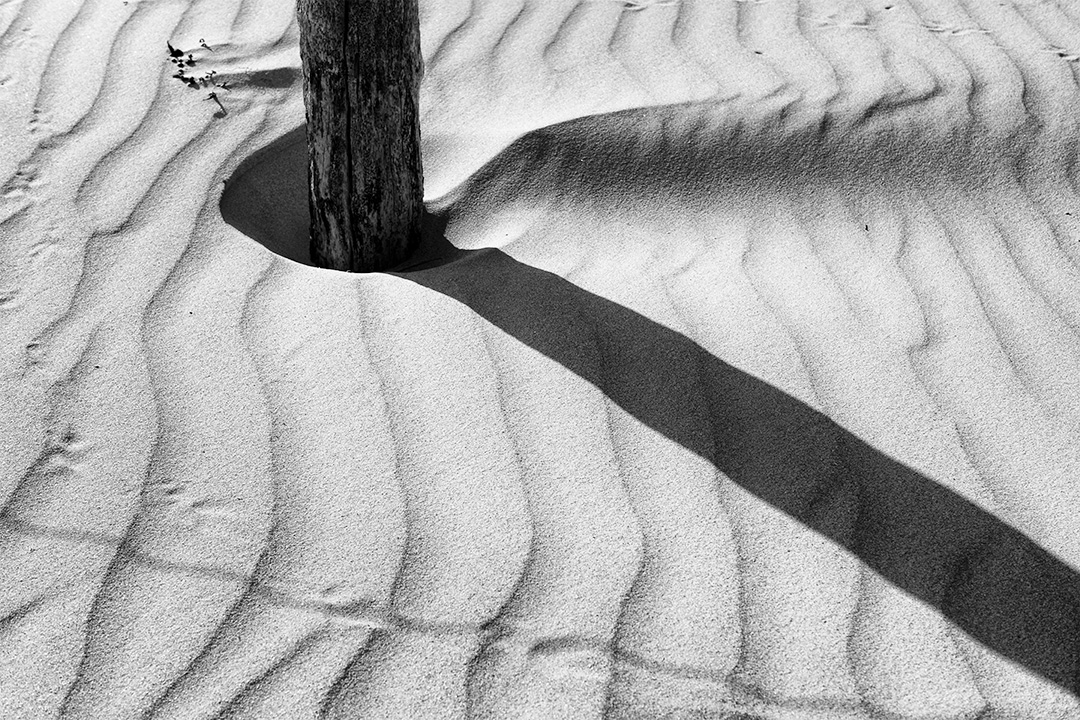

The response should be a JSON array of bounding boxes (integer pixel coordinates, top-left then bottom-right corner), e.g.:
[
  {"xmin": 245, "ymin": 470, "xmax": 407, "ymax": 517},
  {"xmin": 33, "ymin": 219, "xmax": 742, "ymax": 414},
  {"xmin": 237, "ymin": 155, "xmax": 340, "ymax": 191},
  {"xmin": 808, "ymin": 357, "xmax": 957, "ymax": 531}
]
[
  {"xmin": 222, "ymin": 113, "xmax": 1080, "ymax": 696},
  {"xmin": 394, "ymin": 214, "xmax": 1080, "ymax": 695}
]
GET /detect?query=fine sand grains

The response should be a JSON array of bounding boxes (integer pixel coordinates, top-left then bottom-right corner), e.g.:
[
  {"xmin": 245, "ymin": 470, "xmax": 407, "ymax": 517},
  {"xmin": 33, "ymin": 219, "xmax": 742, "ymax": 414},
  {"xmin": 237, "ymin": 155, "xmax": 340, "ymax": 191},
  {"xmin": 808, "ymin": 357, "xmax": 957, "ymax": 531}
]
[{"xmin": 4, "ymin": 0, "xmax": 1080, "ymax": 718}]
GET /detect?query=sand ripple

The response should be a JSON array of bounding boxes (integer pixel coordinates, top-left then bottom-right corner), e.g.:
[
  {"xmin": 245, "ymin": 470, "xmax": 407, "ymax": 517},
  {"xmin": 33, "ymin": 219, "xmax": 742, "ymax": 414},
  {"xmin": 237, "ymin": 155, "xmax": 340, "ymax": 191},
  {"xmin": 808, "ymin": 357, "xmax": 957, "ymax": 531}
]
[{"xmin": 2, "ymin": 0, "xmax": 1080, "ymax": 718}]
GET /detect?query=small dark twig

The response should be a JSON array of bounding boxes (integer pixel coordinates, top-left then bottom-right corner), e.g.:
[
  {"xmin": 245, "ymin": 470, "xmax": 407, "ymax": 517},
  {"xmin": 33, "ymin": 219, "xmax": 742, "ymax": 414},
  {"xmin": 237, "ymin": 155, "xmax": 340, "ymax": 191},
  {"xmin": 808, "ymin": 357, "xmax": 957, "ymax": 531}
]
[
  {"xmin": 206, "ymin": 91, "xmax": 227, "ymax": 115},
  {"xmin": 167, "ymin": 39, "xmax": 231, "ymax": 111}
]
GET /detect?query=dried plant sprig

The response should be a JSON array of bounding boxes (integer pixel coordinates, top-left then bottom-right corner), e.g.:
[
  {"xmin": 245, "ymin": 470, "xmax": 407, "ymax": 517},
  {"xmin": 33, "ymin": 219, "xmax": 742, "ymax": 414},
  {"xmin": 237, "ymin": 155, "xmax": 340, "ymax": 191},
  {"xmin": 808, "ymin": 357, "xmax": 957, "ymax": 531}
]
[{"xmin": 166, "ymin": 40, "xmax": 231, "ymax": 114}]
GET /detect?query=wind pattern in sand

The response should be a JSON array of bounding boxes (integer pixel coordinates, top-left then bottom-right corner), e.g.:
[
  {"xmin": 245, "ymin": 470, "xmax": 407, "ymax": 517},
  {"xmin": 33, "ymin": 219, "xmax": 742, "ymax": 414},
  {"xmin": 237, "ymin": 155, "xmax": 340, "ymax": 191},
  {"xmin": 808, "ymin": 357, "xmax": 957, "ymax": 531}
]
[{"xmin": 3, "ymin": 0, "xmax": 1080, "ymax": 718}]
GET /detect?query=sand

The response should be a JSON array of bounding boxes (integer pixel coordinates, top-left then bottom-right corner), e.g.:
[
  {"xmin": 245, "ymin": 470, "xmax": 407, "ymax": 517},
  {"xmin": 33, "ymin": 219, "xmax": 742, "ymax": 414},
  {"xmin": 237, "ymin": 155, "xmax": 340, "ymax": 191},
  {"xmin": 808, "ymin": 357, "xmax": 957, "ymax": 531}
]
[{"xmin": 3, "ymin": 0, "xmax": 1080, "ymax": 717}]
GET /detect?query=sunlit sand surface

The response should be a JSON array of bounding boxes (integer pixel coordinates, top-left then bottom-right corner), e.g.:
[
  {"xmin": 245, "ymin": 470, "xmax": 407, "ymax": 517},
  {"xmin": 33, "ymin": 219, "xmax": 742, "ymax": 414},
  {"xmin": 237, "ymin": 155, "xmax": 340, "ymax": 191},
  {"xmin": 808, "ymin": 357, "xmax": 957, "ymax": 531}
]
[{"xmin": 3, "ymin": 0, "xmax": 1080, "ymax": 717}]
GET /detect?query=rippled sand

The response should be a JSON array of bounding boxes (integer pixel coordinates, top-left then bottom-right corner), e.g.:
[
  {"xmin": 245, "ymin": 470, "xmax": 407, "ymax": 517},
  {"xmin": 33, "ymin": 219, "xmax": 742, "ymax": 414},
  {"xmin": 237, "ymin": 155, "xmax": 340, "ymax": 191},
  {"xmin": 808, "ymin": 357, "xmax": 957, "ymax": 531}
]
[{"xmin": 3, "ymin": 0, "xmax": 1080, "ymax": 717}]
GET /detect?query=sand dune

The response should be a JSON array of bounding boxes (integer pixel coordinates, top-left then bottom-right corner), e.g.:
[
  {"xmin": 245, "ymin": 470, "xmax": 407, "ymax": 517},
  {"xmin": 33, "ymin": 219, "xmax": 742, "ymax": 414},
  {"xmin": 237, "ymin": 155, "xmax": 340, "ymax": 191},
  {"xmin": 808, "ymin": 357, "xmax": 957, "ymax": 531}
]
[{"xmin": 4, "ymin": 0, "xmax": 1080, "ymax": 717}]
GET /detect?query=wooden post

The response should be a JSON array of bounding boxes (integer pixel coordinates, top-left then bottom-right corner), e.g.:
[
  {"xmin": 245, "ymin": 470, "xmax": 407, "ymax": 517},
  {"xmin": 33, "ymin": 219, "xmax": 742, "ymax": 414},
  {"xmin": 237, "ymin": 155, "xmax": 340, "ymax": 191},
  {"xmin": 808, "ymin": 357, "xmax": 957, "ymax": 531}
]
[{"xmin": 297, "ymin": 0, "xmax": 424, "ymax": 272}]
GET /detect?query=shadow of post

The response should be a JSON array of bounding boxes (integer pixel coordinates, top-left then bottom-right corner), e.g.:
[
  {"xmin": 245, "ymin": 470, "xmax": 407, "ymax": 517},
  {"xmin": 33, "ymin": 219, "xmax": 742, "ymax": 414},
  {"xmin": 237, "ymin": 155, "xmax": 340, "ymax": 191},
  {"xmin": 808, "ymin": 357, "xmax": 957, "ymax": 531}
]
[
  {"xmin": 388, "ymin": 210, "xmax": 1080, "ymax": 695},
  {"xmin": 221, "ymin": 124, "xmax": 1080, "ymax": 696}
]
